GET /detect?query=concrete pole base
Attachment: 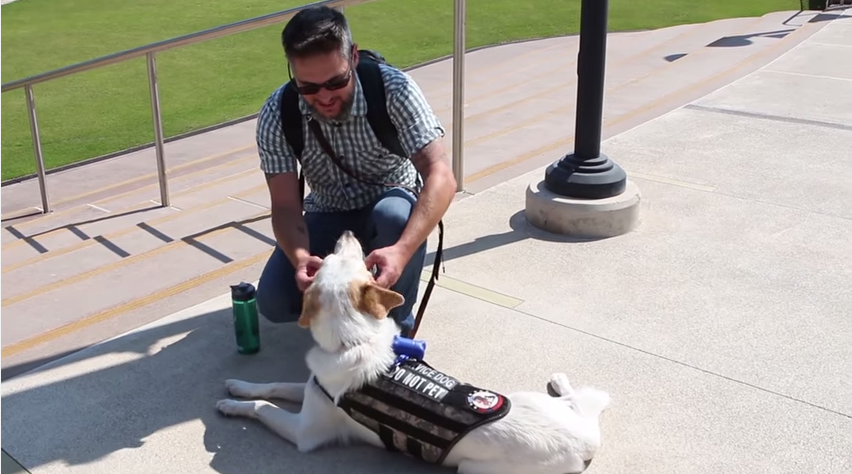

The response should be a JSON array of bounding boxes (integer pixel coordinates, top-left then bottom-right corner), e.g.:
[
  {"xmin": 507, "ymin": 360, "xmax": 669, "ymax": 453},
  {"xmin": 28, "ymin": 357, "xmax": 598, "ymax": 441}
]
[{"xmin": 524, "ymin": 179, "xmax": 642, "ymax": 238}]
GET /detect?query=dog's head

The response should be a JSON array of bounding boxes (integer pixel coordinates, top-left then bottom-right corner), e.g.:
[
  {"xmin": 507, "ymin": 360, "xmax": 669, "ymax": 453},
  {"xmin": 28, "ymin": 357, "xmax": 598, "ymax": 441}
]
[{"xmin": 298, "ymin": 230, "xmax": 405, "ymax": 348}]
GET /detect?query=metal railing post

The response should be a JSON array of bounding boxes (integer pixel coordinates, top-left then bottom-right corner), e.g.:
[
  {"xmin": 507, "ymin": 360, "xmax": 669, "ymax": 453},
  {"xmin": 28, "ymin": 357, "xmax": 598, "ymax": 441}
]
[
  {"xmin": 451, "ymin": 0, "xmax": 466, "ymax": 192},
  {"xmin": 24, "ymin": 85, "xmax": 52, "ymax": 213},
  {"xmin": 146, "ymin": 51, "xmax": 170, "ymax": 207}
]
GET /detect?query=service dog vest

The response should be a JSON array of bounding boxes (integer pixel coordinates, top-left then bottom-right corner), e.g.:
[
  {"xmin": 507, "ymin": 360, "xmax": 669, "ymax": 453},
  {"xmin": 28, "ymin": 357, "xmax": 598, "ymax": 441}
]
[{"xmin": 314, "ymin": 358, "xmax": 511, "ymax": 464}]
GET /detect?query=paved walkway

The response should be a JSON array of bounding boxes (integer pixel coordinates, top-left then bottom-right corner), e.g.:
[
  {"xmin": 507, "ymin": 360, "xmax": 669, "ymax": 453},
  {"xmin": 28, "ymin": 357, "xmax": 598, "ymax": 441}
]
[
  {"xmin": 2, "ymin": 7, "xmax": 851, "ymax": 474},
  {"xmin": 1, "ymin": 9, "xmax": 831, "ymax": 375}
]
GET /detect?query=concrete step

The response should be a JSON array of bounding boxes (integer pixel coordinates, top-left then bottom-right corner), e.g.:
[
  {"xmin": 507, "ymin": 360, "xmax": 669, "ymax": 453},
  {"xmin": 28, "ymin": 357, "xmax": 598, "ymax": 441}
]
[
  {"xmin": 0, "ymin": 252, "xmax": 270, "ymax": 381},
  {"xmin": 1, "ymin": 192, "xmax": 268, "ymax": 301},
  {"xmin": 1, "ymin": 150, "xmax": 259, "ymax": 243},
  {"xmin": 1, "ymin": 162, "xmax": 266, "ymax": 264},
  {"xmin": 1, "ymin": 204, "xmax": 274, "ymax": 348},
  {"xmin": 0, "ymin": 120, "xmax": 258, "ymax": 216}
]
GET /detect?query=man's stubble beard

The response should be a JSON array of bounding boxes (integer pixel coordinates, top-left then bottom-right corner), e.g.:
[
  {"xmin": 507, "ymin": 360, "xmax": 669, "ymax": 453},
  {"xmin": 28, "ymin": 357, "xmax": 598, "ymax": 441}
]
[{"xmin": 308, "ymin": 91, "xmax": 355, "ymax": 124}]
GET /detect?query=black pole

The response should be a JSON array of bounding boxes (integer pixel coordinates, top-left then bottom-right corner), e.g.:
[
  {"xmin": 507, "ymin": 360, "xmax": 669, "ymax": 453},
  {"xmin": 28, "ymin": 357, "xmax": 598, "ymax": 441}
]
[{"xmin": 543, "ymin": 0, "xmax": 627, "ymax": 199}]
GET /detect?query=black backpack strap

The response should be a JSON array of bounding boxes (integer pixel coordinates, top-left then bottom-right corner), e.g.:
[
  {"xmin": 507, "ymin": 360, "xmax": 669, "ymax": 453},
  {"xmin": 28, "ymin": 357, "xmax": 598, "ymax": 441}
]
[
  {"xmin": 355, "ymin": 52, "xmax": 444, "ymax": 338},
  {"xmin": 279, "ymin": 82, "xmax": 306, "ymax": 202},
  {"xmin": 356, "ymin": 51, "xmax": 408, "ymax": 159}
]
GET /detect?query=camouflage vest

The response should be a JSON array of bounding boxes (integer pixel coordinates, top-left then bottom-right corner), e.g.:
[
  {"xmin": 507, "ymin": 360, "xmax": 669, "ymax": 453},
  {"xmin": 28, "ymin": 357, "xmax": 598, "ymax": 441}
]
[{"xmin": 314, "ymin": 358, "xmax": 512, "ymax": 464}]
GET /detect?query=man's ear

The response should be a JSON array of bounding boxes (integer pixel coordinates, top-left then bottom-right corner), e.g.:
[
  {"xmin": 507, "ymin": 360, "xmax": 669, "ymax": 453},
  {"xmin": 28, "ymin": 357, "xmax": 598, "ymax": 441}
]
[
  {"xmin": 298, "ymin": 286, "xmax": 319, "ymax": 329},
  {"xmin": 353, "ymin": 281, "xmax": 404, "ymax": 320}
]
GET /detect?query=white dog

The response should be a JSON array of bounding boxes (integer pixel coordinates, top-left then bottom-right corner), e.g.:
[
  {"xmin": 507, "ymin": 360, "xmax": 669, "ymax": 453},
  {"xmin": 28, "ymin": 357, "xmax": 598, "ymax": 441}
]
[{"xmin": 217, "ymin": 230, "xmax": 611, "ymax": 474}]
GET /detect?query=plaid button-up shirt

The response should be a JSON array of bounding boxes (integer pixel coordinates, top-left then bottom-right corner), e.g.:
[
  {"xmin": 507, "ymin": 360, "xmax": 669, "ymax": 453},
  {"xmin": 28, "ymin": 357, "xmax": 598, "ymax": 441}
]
[{"xmin": 256, "ymin": 63, "xmax": 445, "ymax": 213}]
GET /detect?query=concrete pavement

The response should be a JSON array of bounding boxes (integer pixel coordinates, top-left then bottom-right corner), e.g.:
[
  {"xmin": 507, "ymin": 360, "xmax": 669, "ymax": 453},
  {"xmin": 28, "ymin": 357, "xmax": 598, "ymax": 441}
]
[
  {"xmin": 1, "ymin": 9, "xmax": 834, "ymax": 377},
  {"xmin": 2, "ymin": 6, "xmax": 851, "ymax": 474}
]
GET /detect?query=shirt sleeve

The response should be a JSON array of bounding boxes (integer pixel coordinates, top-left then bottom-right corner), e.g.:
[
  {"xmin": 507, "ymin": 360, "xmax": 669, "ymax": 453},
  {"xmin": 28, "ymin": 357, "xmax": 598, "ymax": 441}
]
[
  {"xmin": 382, "ymin": 64, "xmax": 446, "ymax": 158},
  {"xmin": 256, "ymin": 86, "xmax": 298, "ymax": 174}
]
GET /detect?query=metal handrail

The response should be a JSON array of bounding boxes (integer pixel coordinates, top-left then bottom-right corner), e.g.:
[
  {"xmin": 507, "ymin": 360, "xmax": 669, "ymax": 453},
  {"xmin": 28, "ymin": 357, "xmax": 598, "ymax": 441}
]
[
  {"xmin": 1, "ymin": 0, "xmax": 364, "ymax": 93},
  {"xmin": 2, "ymin": 0, "xmax": 467, "ymax": 213}
]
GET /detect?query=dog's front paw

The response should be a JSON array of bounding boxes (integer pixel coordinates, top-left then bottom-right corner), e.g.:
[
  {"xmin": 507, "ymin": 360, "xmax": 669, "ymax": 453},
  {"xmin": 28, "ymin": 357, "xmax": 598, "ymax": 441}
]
[
  {"xmin": 216, "ymin": 399, "xmax": 256, "ymax": 418},
  {"xmin": 224, "ymin": 379, "xmax": 256, "ymax": 398}
]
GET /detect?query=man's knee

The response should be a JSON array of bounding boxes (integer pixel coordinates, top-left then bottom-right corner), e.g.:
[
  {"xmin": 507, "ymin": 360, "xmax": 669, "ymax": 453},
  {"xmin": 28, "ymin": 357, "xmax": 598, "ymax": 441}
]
[
  {"xmin": 256, "ymin": 247, "xmax": 302, "ymax": 324},
  {"xmin": 256, "ymin": 285, "xmax": 301, "ymax": 324},
  {"xmin": 370, "ymin": 188, "xmax": 417, "ymax": 242}
]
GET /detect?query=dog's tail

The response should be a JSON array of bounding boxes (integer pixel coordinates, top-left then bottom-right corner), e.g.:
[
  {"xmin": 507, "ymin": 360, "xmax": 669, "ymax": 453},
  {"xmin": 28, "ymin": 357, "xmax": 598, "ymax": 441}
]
[{"xmin": 571, "ymin": 386, "xmax": 611, "ymax": 419}]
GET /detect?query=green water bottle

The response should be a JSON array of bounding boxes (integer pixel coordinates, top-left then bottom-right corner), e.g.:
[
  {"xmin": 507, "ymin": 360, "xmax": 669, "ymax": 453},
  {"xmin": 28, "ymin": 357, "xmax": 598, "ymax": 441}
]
[{"xmin": 231, "ymin": 282, "xmax": 260, "ymax": 354}]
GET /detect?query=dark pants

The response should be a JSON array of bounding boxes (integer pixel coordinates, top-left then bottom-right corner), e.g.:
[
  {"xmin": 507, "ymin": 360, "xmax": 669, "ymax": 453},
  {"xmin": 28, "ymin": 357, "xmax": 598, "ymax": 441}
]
[{"xmin": 256, "ymin": 187, "xmax": 427, "ymax": 336}]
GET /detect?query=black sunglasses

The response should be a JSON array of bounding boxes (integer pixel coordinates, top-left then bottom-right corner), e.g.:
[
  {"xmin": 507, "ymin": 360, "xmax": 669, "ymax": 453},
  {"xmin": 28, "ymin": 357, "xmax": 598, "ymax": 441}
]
[
  {"xmin": 287, "ymin": 49, "xmax": 355, "ymax": 95},
  {"xmin": 288, "ymin": 67, "xmax": 353, "ymax": 95}
]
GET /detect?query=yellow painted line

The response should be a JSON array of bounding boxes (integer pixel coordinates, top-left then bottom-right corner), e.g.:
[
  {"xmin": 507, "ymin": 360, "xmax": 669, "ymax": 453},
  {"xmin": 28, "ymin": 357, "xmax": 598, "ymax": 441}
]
[
  {"xmin": 434, "ymin": 19, "xmax": 731, "ymax": 125},
  {"xmin": 6, "ymin": 149, "xmax": 257, "ymax": 231},
  {"xmin": 457, "ymin": 19, "xmax": 763, "ymax": 130},
  {"xmin": 600, "ymin": 23, "xmax": 809, "ymax": 131},
  {"xmin": 420, "ymin": 270, "xmax": 524, "ymax": 308},
  {"xmin": 40, "ymin": 143, "xmax": 254, "ymax": 209},
  {"xmin": 429, "ymin": 21, "xmax": 710, "ymax": 107},
  {"xmin": 466, "ymin": 137, "xmax": 574, "ymax": 185},
  {"xmin": 94, "ymin": 154, "xmax": 258, "ymax": 209},
  {"xmin": 426, "ymin": 42, "xmax": 568, "ymax": 103},
  {"xmin": 1, "ymin": 158, "xmax": 261, "ymax": 252},
  {"xmin": 464, "ymin": 17, "xmax": 804, "ymax": 186},
  {"xmin": 1, "ymin": 210, "xmax": 270, "ymax": 308},
  {"xmin": 0, "ymin": 249, "xmax": 273, "ymax": 358},
  {"xmin": 465, "ymin": 108, "xmax": 565, "ymax": 149},
  {"xmin": 1, "ymin": 182, "xmax": 268, "ymax": 274},
  {"xmin": 592, "ymin": 16, "xmax": 767, "ymax": 100},
  {"xmin": 431, "ymin": 57, "xmax": 577, "ymax": 118},
  {"xmin": 1, "ymin": 207, "xmax": 43, "ymax": 222}
]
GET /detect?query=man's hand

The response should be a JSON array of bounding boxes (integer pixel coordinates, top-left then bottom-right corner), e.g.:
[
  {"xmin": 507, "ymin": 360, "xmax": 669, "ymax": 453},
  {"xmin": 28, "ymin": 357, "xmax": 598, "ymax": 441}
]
[
  {"xmin": 365, "ymin": 245, "xmax": 410, "ymax": 288},
  {"xmin": 295, "ymin": 255, "xmax": 323, "ymax": 292}
]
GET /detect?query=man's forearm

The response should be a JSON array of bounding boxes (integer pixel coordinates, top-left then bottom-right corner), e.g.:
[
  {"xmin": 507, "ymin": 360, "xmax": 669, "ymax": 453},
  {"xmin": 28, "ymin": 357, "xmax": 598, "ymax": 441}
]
[
  {"xmin": 396, "ymin": 165, "xmax": 456, "ymax": 261},
  {"xmin": 271, "ymin": 206, "xmax": 311, "ymax": 268}
]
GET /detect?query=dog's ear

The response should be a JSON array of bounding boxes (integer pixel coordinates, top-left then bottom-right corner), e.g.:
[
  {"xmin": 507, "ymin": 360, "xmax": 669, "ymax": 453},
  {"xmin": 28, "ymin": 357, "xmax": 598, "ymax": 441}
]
[
  {"xmin": 298, "ymin": 286, "xmax": 320, "ymax": 329},
  {"xmin": 353, "ymin": 281, "xmax": 404, "ymax": 320}
]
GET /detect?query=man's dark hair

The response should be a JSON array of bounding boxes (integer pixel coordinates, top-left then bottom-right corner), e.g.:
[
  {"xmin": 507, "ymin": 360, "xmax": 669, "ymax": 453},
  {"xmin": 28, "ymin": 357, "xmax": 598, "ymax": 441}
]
[{"xmin": 281, "ymin": 6, "xmax": 353, "ymax": 61}]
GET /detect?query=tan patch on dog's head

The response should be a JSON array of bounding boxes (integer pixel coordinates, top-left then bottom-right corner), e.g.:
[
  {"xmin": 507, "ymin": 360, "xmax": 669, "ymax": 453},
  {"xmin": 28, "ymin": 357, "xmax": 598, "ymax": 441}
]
[
  {"xmin": 349, "ymin": 280, "xmax": 404, "ymax": 321},
  {"xmin": 297, "ymin": 286, "xmax": 320, "ymax": 329}
]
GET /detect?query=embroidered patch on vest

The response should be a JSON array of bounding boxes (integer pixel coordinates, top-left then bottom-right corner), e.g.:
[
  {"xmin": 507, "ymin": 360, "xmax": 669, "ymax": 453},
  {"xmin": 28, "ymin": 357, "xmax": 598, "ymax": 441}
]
[{"xmin": 466, "ymin": 390, "xmax": 504, "ymax": 413}]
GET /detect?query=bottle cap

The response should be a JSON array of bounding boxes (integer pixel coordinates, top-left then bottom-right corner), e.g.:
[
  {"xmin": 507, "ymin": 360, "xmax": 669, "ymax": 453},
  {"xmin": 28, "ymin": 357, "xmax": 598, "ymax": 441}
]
[{"xmin": 230, "ymin": 282, "xmax": 257, "ymax": 302}]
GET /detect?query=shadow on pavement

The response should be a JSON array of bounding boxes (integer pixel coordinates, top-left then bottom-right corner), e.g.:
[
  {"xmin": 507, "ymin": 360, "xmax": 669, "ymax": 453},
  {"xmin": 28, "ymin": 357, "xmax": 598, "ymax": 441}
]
[
  {"xmin": 0, "ymin": 307, "xmax": 443, "ymax": 474},
  {"xmin": 425, "ymin": 209, "xmax": 609, "ymax": 267},
  {"xmin": 705, "ymin": 28, "xmax": 795, "ymax": 47},
  {"xmin": 1, "ymin": 206, "xmax": 594, "ymax": 473}
]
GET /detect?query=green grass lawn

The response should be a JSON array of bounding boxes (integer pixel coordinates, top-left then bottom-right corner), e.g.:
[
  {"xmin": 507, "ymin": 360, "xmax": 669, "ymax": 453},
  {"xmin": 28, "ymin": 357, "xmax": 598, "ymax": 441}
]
[{"xmin": 1, "ymin": 0, "xmax": 799, "ymax": 181}]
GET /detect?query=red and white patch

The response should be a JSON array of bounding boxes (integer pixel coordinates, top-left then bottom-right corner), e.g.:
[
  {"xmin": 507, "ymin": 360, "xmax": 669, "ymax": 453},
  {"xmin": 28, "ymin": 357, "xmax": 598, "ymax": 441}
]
[{"xmin": 466, "ymin": 390, "xmax": 503, "ymax": 413}]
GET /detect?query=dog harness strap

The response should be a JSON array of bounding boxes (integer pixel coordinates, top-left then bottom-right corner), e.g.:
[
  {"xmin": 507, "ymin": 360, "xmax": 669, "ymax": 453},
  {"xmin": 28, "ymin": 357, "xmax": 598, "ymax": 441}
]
[
  {"xmin": 378, "ymin": 424, "xmax": 400, "ymax": 453},
  {"xmin": 312, "ymin": 376, "xmax": 334, "ymax": 401},
  {"xmin": 406, "ymin": 436, "xmax": 424, "ymax": 460}
]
